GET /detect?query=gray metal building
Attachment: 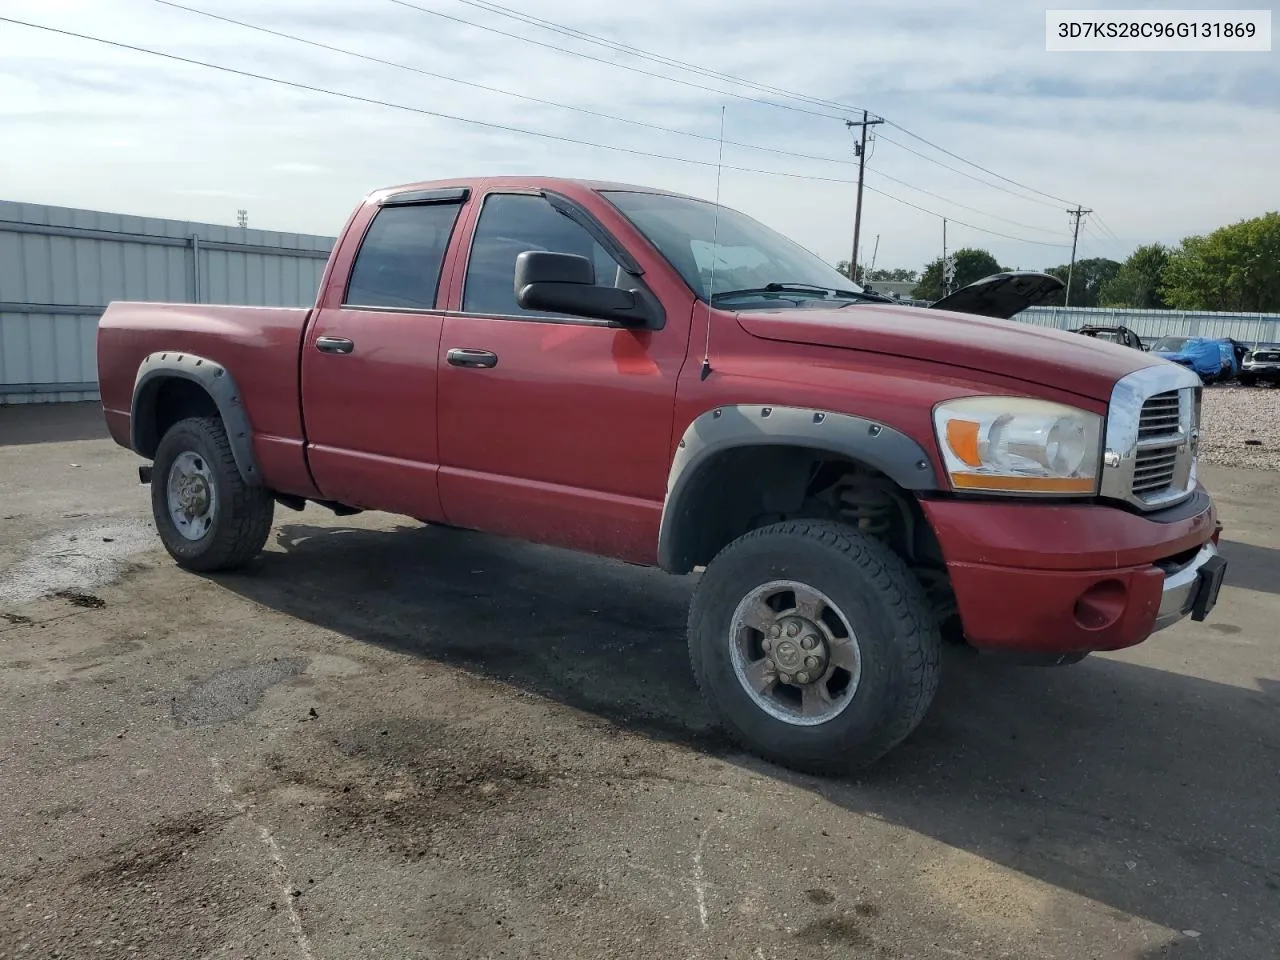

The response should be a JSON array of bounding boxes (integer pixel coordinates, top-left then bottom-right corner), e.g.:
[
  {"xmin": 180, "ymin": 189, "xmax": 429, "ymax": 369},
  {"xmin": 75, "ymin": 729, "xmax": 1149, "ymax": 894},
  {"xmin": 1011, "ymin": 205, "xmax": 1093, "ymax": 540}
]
[
  {"xmin": 0, "ymin": 200, "xmax": 335, "ymax": 404},
  {"xmin": 5, "ymin": 198, "xmax": 1280, "ymax": 405}
]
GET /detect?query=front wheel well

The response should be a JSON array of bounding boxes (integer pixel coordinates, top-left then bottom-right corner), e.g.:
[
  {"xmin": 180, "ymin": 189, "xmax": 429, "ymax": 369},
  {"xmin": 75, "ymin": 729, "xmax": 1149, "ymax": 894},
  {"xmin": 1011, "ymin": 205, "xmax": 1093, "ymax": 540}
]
[{"xmin": 661, "ymin": 445, "xmax": 959, "ymax": 636}]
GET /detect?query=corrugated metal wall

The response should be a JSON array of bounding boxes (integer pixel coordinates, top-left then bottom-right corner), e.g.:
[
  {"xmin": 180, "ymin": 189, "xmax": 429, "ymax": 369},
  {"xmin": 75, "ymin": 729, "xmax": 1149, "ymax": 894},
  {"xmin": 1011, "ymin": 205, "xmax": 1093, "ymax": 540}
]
[
  {"xmin": 0, "ymin": 200, "xmax": 334, "ymax": 404},
  {"xmin": 1016, "ymin": 305, "xmax": 1280, "ymax": 346}
]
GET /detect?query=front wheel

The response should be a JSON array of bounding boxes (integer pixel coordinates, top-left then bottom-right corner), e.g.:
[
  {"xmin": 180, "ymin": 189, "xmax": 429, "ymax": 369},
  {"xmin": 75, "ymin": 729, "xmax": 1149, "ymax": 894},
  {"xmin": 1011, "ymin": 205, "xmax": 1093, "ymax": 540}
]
[
  {"xmin": 151, "ymin": 416, "xmax": 275, "ymax": 572},
  {"xmin": 687, "ymin": 520, "xmax": 941, "ymax": 775}
]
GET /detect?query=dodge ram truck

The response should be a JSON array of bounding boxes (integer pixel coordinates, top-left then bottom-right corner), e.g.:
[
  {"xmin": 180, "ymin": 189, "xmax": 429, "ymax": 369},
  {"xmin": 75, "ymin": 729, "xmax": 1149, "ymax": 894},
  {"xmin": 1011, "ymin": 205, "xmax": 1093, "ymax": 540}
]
[{"xmin": 97, "ymin": 176, "xmax": 1228, "ymax": 774}]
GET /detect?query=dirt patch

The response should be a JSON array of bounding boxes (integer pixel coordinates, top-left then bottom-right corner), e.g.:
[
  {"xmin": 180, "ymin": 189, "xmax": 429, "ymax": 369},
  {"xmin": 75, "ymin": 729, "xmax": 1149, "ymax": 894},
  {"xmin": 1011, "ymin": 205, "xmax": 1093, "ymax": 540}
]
[
  {"xmin": 171, "ymin": 656, "xmax": 310, "ymax": 727},
  {"xmin": 795, "ymin": 914, "xmax": 872, "ymax": 947},
  {"xmin": 2, "ymin": 612, "xmax": 33, "ymax": 625},
  {"xmin": 77, "ymin": 813, "xmax": 226, "ymax": 886},
  {"xmin": 1, "ymin": 810, "xmax": 257, "ymax": 960},
  {"xmin": 53, "ymin": 589, "xmax": 106, "ymax": 609},
  {"xmin": 251, "ymin": 717, "xmax": 552, "ymax": 859}
]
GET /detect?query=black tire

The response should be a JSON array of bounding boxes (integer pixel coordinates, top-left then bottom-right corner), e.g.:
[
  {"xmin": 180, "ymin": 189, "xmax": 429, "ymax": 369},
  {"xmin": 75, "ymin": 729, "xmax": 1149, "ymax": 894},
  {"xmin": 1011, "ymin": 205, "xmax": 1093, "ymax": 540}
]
[
  {"xmin": 1239, "ymin": 374, "xmax": 1256, "ymax": 387},
  {"xmin": 688, "ymin": 519, "xmax": 941, "ymax": 775},
  {"xmin": 150, "ymin": 416, "xmax": 274, "ymax": 572}
]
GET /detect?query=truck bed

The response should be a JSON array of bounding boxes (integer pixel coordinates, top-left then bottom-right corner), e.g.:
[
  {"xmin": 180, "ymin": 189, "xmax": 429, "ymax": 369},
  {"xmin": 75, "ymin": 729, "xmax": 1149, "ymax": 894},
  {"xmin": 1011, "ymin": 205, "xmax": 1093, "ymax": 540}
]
[{"xmin": 96, "ymin": 301, "xmax": 320, "ymax": 498}]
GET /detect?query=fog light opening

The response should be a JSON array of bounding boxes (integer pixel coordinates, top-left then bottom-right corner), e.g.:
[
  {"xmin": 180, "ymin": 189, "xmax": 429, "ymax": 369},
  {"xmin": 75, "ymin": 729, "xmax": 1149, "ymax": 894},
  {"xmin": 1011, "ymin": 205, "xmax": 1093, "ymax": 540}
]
[{"xmin": 1073, "ymin": 579, "xmax": 1127, "ymax": 631}]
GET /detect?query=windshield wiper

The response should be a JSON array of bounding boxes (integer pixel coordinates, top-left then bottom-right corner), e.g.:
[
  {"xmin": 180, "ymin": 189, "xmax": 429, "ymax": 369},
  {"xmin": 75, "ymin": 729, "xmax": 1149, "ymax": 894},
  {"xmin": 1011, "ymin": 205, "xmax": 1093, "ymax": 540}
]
[{"xmin": 710, "ymin": 282, "xmax": 886, "ymax": 303}]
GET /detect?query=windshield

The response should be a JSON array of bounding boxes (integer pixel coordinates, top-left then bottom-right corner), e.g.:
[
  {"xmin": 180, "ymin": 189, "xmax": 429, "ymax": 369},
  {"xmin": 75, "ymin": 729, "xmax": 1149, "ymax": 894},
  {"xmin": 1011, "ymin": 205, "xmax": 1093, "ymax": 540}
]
[
  {"xmin": 1151, "ymin": 336, "xmax": 1189, "ymax": 353},
  {"xmin": 601, "ymin": 190, "xmax": 863, "ymax": 306}
]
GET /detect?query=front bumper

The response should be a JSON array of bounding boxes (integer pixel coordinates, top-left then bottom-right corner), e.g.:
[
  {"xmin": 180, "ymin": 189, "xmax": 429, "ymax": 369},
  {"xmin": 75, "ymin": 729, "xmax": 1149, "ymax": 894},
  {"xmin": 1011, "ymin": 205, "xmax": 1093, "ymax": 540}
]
[
  {"xmin": 1242, "ymin": 363, "xmax": 1280, "ymax": 381},
  {"xmin": 920, "ymin": 489, "xmax": 1224, "ymax": 654},
  {"xmin": 1152, "ymin": 541, "xmax": 1226, "ymax": 631}
]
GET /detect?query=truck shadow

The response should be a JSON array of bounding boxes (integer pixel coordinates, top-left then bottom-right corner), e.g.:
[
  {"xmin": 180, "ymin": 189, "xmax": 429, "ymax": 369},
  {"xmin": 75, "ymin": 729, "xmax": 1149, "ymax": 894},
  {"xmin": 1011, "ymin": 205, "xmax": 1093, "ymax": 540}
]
[
  {"xmin": 1217, "ymin": 538, "xmax": 1280, "ymax": 596},
  {"xmin": 214, "ymin": 519, "xmax": 1279, "ymax": 956},
  {"xmin": 0, "ymin": 401, "xmax": 108, "ymax": 446}
]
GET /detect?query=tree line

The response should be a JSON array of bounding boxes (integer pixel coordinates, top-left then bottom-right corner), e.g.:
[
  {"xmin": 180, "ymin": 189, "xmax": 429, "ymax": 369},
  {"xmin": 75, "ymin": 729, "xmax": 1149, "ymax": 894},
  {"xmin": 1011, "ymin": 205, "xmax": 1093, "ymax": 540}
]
[{"xmin": 837, "ymin": 210, "xmax": 1280, "ymax": 313}]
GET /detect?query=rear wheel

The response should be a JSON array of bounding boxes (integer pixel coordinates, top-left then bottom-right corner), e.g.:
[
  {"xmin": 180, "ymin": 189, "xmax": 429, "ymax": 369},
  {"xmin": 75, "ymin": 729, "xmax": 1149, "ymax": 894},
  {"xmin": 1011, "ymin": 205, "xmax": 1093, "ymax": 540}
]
[
  {"xmin": 687, "ymin": 519, "xmax": 941, "ymax": 775},
  {"xmin": 151, "ymin": 416, "xmax": 274, "ymax": 572}
]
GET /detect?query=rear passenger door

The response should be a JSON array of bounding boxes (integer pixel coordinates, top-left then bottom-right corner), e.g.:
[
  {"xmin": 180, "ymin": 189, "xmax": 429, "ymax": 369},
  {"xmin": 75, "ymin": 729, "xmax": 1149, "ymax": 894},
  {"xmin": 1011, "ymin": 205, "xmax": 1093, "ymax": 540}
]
[{"xmin": 301, "ymin": 193, "xmax": 466, "ymax": 519}]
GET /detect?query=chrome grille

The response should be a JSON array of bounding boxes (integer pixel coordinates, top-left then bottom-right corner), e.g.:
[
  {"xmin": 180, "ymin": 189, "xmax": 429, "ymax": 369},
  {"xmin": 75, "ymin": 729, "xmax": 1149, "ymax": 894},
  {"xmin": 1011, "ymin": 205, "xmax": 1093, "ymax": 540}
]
[
  {"xmin": 1137, "ymin": 391, "xmax": 1180, "ymax": 439},
  {"xmin": 1131, "ymin": 391, "xmax": 1182, "ymax": 496},
  {"xmin": 1100, "ymin": 365, "xmax": 1203, "ymax": 511}
]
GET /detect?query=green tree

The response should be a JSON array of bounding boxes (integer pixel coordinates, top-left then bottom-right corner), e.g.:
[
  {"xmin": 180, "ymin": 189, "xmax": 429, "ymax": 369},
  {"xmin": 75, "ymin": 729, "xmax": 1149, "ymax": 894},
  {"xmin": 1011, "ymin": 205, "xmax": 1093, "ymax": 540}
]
[
  {"xmin": 1099, "ymin": 243, "xmax": 1170, "ymax": 308},
  {"xmin": 913, "ymin": 248, "xmax": 1002, "ymax": 300},
  {"xmin": 1042, "ymin": 257, "xmax": 1122, "ymax": 307},
  {"xmin": 870, "ymin": 267, "xmax": 918, "ymax": 282},
  {"xmin": 835, "ymin": 262, "xmax": 918, "ymax": 284},
  {"xmin": 1160, "ymin": 212, "xmax": 1280, "ymax": 312}
]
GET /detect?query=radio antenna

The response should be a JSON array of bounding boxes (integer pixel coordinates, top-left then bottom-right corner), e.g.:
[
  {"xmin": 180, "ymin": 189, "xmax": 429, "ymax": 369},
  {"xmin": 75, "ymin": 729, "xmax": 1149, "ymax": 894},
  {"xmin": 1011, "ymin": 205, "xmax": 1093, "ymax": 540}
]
[{"xmin": 700, "ymin": 105, "xmax": 726, "ymax": 381}]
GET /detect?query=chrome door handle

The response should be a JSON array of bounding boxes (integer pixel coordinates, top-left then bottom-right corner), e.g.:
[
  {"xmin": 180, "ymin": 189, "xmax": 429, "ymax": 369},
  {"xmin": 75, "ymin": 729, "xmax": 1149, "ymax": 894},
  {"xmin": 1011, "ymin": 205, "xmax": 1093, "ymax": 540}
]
[
  {"xmin": 316, "ymin": 336, "xmax": 355, "ymax": 355},
  {"xmin": 447, "ymin": 348, "xmax": 498, "ymax": 369}
]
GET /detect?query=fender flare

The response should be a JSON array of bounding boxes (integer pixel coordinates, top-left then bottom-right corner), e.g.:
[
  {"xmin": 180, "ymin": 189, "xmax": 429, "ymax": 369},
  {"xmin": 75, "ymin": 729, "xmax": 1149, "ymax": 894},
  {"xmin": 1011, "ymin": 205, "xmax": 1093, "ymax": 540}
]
[
  {"xmin": 130, "ymin": 351, "xmax": 263, "ymax": 487},
  {"xmin": 657, "ymin": 404, "xmax": 940, "ymax": 572}
]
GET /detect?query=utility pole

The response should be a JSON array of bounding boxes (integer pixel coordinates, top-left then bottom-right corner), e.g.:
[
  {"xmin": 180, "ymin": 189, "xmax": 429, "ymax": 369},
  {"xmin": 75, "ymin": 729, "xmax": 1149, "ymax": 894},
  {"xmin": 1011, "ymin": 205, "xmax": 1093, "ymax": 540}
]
[
  {"xmin": 846, "ymin": 110, "xmax": 883, "ymax": 284},
  {"xmin": 237, "ymin": 209, "xmax": 248, "ymax": 229},
  {"xmin": 869, "ymin": 234, "xmax": 880, "ymax": 277},
  {"xmin": 941, "ymin": 218, "xmax": 957, "ymax": 296},
  {"xmin": 1065, "ymin": 206, "xmax": 1091, "ymax": 307}
]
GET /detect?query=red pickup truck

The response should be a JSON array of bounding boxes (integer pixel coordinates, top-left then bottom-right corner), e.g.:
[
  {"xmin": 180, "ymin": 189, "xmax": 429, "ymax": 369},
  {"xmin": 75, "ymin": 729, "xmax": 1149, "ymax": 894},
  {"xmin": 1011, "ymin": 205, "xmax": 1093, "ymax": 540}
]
[{"xmin": 97, "ymin": 176, "xmax": 1226, "ymax": 773}]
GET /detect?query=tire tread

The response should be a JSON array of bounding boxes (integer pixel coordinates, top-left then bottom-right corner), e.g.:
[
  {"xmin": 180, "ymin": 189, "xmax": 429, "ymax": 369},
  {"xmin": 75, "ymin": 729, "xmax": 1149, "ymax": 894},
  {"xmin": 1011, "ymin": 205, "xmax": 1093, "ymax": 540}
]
[
  {"xmin": 688, "ymin": 519, "xmax": 941, "ymax": 775},
  {"xmin": 152, "ymin": 416, "xmax": 274, "ymax": 572}
]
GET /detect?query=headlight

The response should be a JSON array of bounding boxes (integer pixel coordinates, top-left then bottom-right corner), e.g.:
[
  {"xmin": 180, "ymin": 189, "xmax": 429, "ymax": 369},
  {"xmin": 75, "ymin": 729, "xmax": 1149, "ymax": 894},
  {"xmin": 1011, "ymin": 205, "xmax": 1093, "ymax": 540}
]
[{"xmin": 932, "ymin": 396, "xmax": 1103, "ymax": 495}]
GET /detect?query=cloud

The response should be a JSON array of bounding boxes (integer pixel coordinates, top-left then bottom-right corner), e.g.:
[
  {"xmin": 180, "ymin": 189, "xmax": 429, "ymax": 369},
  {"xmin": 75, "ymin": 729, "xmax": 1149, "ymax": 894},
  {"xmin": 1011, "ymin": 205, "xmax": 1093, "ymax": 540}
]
[
  {"xmin": 0, "ymin": 0, "xmax": 1274, "ymax": 271},
  {"xmin": 272, "ymin": 162, "xmax": 327, "ymax": 174}
]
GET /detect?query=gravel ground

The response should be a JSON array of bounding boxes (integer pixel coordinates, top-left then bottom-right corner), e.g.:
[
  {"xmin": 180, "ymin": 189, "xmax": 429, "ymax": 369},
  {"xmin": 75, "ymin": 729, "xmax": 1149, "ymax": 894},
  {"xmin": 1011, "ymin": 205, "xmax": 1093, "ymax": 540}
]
[{"xmin": 1200, "ymin": 385, "xmax": 1280, "ymax": 471}]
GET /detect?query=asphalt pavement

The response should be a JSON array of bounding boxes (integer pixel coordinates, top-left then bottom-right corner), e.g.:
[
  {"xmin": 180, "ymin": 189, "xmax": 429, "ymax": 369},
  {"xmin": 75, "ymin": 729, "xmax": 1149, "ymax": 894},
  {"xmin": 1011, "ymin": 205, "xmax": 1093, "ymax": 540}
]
[{"xmin": 1, "ymin": 402, "xmax": 1277, "ymax": 960}]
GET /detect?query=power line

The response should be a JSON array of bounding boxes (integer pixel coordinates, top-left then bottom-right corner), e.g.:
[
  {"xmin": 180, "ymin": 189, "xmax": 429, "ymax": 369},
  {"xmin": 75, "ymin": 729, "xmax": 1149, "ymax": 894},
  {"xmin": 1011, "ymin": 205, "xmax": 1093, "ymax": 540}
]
[
  {"xmin": 865, "ymin": 168, "xmax": 1069, "ymax": 235},
  {"xmin": 883, "ymin": 120, "xmax": 1080, "ymax": 207},
  {"xmin": 447, "ymin": 0, "xmax": 863, "ymax": 116},
  {"xmin": 1091, "ymin": 212, "xmax": 1125, "ymax": 246},
  {"xmin": 151, "ymin": 0, "xmax": 854, "ymax": 168},
  {"xmin": 859, "ymin": 186, "xmax": 1071, "ymax": 247},
  {"xmin": 871, "ymin": 133, "xmax": 1066, "ymax": 210},
  {"xmin": 413, "ymin": 0, "xmax": 1081, "ymax": 210},
  {"xmin": 152, "ymin": 0, "xmax": 1068, "ymax": 241},
  {"xmin": 0, "ymin": 15, "xmax": 1073, "ymax": 249},
  {"xmin": 384, "ymin": 0, "xmax": 852, "ymax": 122}
]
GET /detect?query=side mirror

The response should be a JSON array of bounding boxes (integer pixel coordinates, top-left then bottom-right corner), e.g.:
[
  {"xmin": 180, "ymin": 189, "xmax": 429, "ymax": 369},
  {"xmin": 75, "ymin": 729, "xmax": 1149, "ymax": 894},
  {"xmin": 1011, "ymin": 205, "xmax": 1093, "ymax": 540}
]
[{"xmin": 514, "ymin": 251, "xmax": 652, "ymax": 327}]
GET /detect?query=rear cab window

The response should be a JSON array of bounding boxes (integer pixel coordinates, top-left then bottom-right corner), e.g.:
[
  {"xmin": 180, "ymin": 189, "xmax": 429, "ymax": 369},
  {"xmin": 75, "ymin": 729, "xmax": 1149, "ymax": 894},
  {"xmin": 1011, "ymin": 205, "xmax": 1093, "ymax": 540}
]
[{"xmin": 344, "ymin": 201, "xmax": 464, "ymax": 310}]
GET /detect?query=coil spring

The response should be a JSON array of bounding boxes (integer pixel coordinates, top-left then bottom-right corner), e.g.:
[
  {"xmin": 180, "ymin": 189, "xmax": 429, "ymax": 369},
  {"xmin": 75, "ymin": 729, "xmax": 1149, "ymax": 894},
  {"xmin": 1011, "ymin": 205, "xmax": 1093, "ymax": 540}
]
[{"xmin": 836, "ymin": 484, "xmax": 893, "ymax": 537}]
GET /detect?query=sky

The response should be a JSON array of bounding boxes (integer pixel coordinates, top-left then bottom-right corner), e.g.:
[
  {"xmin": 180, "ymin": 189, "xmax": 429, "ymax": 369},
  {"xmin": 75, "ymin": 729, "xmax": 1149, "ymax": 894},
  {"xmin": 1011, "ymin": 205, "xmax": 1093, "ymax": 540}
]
[{"xmin": 1, "ymin": 0, "xmax": 1276, "ymax": 275}]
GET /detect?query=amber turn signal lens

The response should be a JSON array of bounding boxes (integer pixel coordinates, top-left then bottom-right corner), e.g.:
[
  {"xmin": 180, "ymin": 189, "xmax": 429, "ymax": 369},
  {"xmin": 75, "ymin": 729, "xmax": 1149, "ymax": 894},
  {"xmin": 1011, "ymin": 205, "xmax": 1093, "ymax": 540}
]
[
  {"xmin": 944, "ymin": 419, "xmax": 982, "ymax": 467},
  {"xmin": 949, "ymin": 473, "xmax": 1096, "ymax": 494}
]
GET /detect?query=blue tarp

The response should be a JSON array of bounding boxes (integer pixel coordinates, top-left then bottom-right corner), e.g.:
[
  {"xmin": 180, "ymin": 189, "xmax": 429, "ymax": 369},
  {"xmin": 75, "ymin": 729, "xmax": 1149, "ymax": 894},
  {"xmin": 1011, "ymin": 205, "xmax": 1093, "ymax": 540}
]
[{"xmin": 1153, "ymin": 337, "xmax": 1236, "ymax": 377}]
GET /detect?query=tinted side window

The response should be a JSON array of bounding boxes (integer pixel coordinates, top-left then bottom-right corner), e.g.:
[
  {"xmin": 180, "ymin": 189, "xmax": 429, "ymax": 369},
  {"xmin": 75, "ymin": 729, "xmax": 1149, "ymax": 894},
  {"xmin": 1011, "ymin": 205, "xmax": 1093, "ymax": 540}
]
[
  {"xmin": 462, "ymin": 194, "xmax": 624, "ymax": 318},
  {"xmin": 344, "ymin": 203, "xmax": 462, "ymax": 310}
]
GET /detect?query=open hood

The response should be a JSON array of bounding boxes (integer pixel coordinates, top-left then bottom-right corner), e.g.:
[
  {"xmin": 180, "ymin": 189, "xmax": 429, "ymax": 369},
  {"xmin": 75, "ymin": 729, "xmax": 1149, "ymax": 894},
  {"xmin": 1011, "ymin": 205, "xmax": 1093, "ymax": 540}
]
[{"xmin": 926, "ymin": 271, "xmax": 1064, "ymax": 319}]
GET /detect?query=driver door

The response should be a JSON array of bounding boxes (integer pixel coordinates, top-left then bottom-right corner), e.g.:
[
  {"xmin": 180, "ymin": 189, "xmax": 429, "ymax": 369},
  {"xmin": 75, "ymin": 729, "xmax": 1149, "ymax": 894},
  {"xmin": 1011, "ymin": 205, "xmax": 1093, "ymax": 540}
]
[{"xmin": 434, "ymin": 190, "xmax": 690, "ymax": 563}]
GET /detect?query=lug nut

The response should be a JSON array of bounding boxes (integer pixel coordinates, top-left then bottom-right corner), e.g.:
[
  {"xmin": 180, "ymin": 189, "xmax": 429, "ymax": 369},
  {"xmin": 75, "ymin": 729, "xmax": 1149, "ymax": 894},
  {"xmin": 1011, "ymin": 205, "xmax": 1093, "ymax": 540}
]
[
  {"xmin": 769, "ymin": 624, "xmax": 782, "ymax": 639},
  {"xmin": 795, "ymin": 672, "xmax": 809, "ymax": 684},
  {"xmin": 804, "ymin": 656, "xmax": 819, "ymax": 670},
  {"xmin": 762, "ymin": 639, "xmax": 773, "ymax": 653},
  {"xmin": 779, "ymin": 672, "xmax": 792, "ymax": 684},
  {"xmin": 801, "ymin": 635, "xmax": 817, "ymax": 651},
  {"xmin": 786, "ymin": 622, "xmax": 800, "ymax": 637}
]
